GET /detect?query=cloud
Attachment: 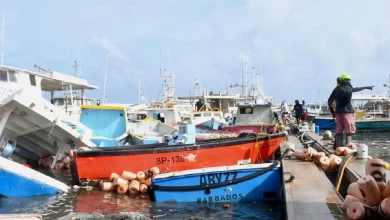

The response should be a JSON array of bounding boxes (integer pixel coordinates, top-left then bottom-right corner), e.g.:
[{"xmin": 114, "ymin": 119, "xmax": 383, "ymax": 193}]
[{"xmin": 92, "ymin": 37, "xmax": 130, "ymax": 63}]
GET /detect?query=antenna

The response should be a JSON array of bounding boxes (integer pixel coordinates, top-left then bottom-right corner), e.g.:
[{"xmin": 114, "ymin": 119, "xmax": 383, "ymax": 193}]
[
  {"xmin": 241, "ymin": 56, "xmax": 244, "ymax": 96},
  {"xmin": 1, "ymin": 16, "xmax": 4, "ymax": 65},
  {"xmin": 103, "ymin": 52, "xmax": 108, "ymax": 103},
  {"xmin": 73, "ymin": 61, "xmax": 79, "ymax": 76},
  {"xmin": 34, "ymin": 64, "xmax": 48, "ymax": 72}
]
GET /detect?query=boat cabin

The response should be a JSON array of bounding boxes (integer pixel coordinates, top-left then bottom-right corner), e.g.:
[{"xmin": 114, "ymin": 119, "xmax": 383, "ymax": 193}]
[
  {"xmin": 234, "ymin": 104, "xmax": 273, "ymax": 125},
  {"xmin": 191, "ymin": 110, "xmax": 226, "ymax": 125},
  {"xmin": 146, "ymin": 108, "xmax": 182, "ymax": 125},
  {"xmin": 79, "ymin": 105, "xmax": 130, "ymax": 147},
  {"xmin": 0, "ymin": 65, "xmax": 98, "ymax": 118}
]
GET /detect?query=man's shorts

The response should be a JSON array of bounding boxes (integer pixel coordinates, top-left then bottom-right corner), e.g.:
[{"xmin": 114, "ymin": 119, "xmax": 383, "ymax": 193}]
[
  {"xmin": 335, "ymin": 113, "xmax": 356, "ymax": 134},
  {"xmin": 301, "ymin": 113, "xmax": 307, "ymax": 120}
]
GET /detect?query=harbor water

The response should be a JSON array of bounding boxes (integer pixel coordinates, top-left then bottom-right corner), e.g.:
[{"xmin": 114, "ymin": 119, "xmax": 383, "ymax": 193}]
[
  {"xmin": 0, "ymin": 169, "xmax": 283, "ymax": 220},
  {"xmin": 1, "ymin": 131, "xmax": 389, "ymax": 220}
]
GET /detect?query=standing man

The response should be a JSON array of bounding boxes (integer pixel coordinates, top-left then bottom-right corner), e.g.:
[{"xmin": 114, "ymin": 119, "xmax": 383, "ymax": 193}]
[
  {"xmin": 293, "ymin": 100, "xmax": 303, "ymax": 125},
  {"xmin": 301, "ymin": 100, "xmax": 308, "ymax": 123},
  {"xmin": 328, "ymin": 73, "xmax": 355, "ymax": 149},
  {"xmin": 281, "ymin": 100, "xmax": 290, "ymax": 124}
]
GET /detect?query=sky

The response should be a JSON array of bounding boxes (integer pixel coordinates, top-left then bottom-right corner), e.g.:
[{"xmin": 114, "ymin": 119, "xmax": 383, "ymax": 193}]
[{"xmin": 1, "ymin": 0, "xmax": 390, "ymax": 105}]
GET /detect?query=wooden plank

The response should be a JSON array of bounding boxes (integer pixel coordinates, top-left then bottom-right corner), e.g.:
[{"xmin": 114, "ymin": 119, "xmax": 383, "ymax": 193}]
[{"xmin": 282, "ymin": 136, "xmax": 348, "ymax": 220}]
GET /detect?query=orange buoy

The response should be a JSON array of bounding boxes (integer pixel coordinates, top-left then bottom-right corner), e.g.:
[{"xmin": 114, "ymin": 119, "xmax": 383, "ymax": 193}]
[
  {"xmin": 122, "ymin": 171, "xmax": 137, "ymax": 181},
  {"xmin": 365, "ymin": 158, "xmax": 387, "ymax": 191},
  {"xmin": 109, "ymin": 173, "xmax": 119, "ymax": 181},
  {"xmin": 223, "ymin": 204, "xmax": 230, "ymax": 209},
  {"xmin": 347, "ymin": 182, "xmax": 365, "ymax": 201},
  {"xmin": 346, "ymin": 202, "xmax": 375, "ymax": 220},
  {"xmin": 117, "ymin": 184, "xmax": 129, "ymax": 194},
  {"xmin": 328, "ymin": 155, "xmax": 342, "ymax": 171},
  {"xmin": 23, "ymin": 163, "xmax": 32, "ymax": 168},
  {"xmin": 129, "ymin": 180, "xmax": 140, "ymax": 194},
  {"xmin": 113, "ymin": 177, "xmax": 129, "ymax": 186},
  {"xmin": 336, "ymin": 147, "xmax": 347, "ymax": 156},
  {"xmin": 150, "ymin": 167, "xmax": 160, "ymax": 177},
  {"xmin": 55, "ymin": 162, "xmax": 64, "ymax": 170},
  {"xmin": 302, "ymin": 147, "xmax": 317, "ymax": 159},
  {"xmin": 343, "ymin": 147, "xmax": 353, "ymax": 155},
  {"xmin": 314, "ymin": 152, "xmax": 325, "ymax": 161},
  {"xmin": 378, "ymin": 198, "xmax": 390, "ymax": 218},
  {"xmin": 357, "ymin": 175, "xmax": 382, "ymax": 206},
  {"xmin": 347, "ymin": 142, "xmax": 358, "ymax": 150},
  {"xmin": 137, "ymin": 171, "xmax": 146, "ymax": 183},
  {"xmin": 143, "ymin": 178, "xmax": 152, "ymax": 187},
  {"xmin": 139, "ymin": 184, "xmax": 148, "ymax": 193},
  {"xmin": 318, "ymin": 156, "xmax": 330, "ymax": 171},
  {"xmin": 101, "ymin": 182, "xmax": 115, "ymax": 191},
  {"xmin": 343, "ymin": 195, "xmax": 365, "ymax": 210}
]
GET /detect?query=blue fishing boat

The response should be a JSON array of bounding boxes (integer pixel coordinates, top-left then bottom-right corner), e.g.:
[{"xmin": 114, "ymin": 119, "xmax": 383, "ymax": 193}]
[
  {"xmin": 314, "ymin": 117, "xmax": 336, "ymax": 130},
  {"xmin": 0, "ymin": 156, "xmax": 68, "ymax": 198},
  {"xmin": 130, "ymin": 118, "xmax": 179, "ymax": 145},
  {"xmin": 79, "ymin": 105, "xmax": 131, "ymax": 147},
  {"xmin": 315, "ymin": 116, "xmax": 390, "ymax": 130},
  {"xmin": 152, "ymin": 161, "xmax": 281, "ymax": 203}
]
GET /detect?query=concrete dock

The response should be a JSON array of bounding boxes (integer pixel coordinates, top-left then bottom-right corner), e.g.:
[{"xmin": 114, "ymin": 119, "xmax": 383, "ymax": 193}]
[
  {"xmin": 304, "ymin": 132, "xmax": 390, "ymax": 184},
  {"xmin": 282, "ymin": 135, "xmax": 348, "ymax": 220}
]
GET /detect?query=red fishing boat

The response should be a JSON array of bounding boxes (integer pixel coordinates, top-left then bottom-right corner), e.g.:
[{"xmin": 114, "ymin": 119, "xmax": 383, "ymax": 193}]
[
  {"xmin": 221, "ymin": 104, "xmax": 277, "ymax": 134},
  {"xmin": 70, "ymin": 132, "xmax": 285, "ymax": 184}
]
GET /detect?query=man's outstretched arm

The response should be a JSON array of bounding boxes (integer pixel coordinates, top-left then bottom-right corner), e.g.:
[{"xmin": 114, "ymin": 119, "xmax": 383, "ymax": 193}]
[{"xmin": 353, "ymin": 86, "xmax": 374, "ymax": 92}]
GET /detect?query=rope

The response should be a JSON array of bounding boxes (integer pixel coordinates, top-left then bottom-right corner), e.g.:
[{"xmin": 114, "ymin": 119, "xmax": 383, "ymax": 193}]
[{"xmin": 336, "ymin": 151, "xmax": 357, "ymax": 191}]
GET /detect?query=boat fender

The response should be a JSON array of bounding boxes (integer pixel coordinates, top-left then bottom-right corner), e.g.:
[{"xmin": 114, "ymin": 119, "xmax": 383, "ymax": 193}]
[
  {"xmin": 346, "ymin": 201, "xmax": 376, "ymax": 220},
  {"xmin": 122, "ymin": 171, "xmax": 137, "ymax": 181},
  {"xmin": 113, "ymin": 177, "xmax": 129, "ymax": 186},
  {"xmin": 343, "ymin": 195, "xmax": 367, "ymax": 210},
  {"xmin": 381, "ymin": 181, "xmax": 390, "ymax": 199},
  {"xmin": 117, "ymin": 184, "xmax": 129, "ymax": 194},
  {"xmin": 139, "ymin": 184, "xmax": 148, "ymax": 193},
  {"xmin": 365, "ymin": 158, "xmax": 387, "ymax": 191},
  {"xmin": 377, "ymin": 198, "xmax": 390, "ymax": 218},
  {"xmin": 313, "ymin": 152, "xmax": 326, "ymax": 161},
  {"xmin": 110, "ymin": 173, "xmax": 119, "ymax": 181},
  {"xmin": 318, "ymin": 156, "xmax": 330, "ymax": 172},
  {"xmin": 143, "ymin": 178, "xmax": 152, "ymax": 187},
  {"xmin": 101, "ymin": 182, "xmax": 115, "ymax": 191},
  {"xmin": 137, "ymin": 171, "xmax": 146, "ymax": 183},
  {"xmin": 347, "ymin": 142, "xmax": 358, "ymax": 151},
  {"xmin": 129, "ymin": 180, "xmax": 140, "ymax": 194},
  {"xmin": 328, "ymin": 154, "xmax": 342, "ymax": 171},
  {"xmin": 357, "ymin": 175, "xmax": 382, "ymax": 206},
  {"xmin": 347, "ymin": 182, "xmax": 365, "ymax": 201}
]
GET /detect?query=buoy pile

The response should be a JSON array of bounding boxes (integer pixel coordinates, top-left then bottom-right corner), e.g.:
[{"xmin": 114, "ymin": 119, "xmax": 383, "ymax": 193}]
[
  {"xmin": 100, "ymin": 167, "xmax": 160, "ymax": 196},
  {"xmin": 37, "ymin": 155, "xmax": 71, "ymax": 170},
  {"xmin": 196, "ymin": 134, "xmax": 238, "ymax": 140},
  {"xmin": 343, "ymin": 158, "xmax": 390, "ymax": 219},
  {"xmin": 335, "ymin": 142, "xmax": 357, "ymax": 156},
  {"xmin": 293, "ymin": 147, "xmax": 342, "ymax": 172}
]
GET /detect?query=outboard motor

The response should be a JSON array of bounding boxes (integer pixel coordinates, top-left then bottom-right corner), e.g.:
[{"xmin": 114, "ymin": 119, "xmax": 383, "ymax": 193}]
[
  {"xmin": 168, "ymin": 124, "xmax": 196, "ymax": 145},
  {"xmin": 0, "ymin": 137, "xmax": 16, "ymax": 158}
]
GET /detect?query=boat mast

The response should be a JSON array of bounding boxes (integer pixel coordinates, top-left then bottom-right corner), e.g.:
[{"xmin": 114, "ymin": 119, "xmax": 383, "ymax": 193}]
[
  {"xmin": 1, "ymin": 16, "xmax": 4, "ymax": 65},
  {"xmin": 245, "ymin": 62, "xmax": 248, "ymax": 102},
  {"xmin": 241, "ymin": 56, "xmax": 244, "ymax": 96},
  {"xmin": 103, "ymin": 52, "xmax": 108, "ymax": 103}
]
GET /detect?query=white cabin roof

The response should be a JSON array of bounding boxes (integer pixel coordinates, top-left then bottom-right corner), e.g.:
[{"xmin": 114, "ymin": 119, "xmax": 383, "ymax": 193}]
[{"xmin": 0, "ymin": 65, "xmax": 98, "ymax": 91}]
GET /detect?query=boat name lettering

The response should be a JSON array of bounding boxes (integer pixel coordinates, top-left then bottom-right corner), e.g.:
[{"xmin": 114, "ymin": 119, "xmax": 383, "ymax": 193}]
[
  {"xmin": 199, "ymin": 172, "xmax": 237, "ymax": 185},
  {"xmin": 156, "ymin": 155, "xmax": 185, "ymax": 165},
  {"xmin": 196, "ymin": 193, "xmax": 243, "ymax": 203}
]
